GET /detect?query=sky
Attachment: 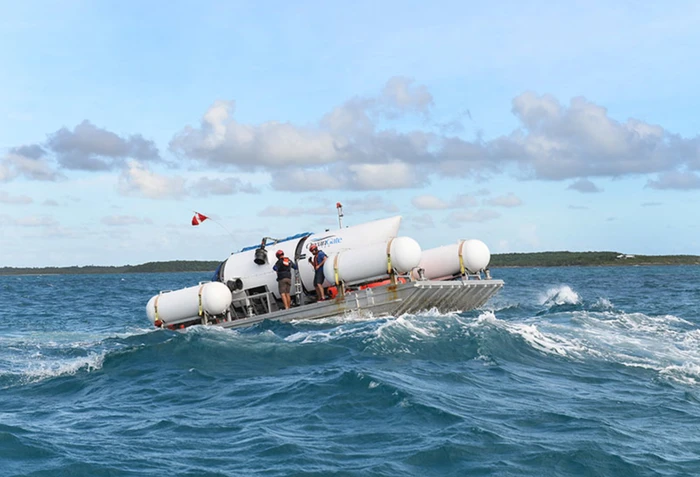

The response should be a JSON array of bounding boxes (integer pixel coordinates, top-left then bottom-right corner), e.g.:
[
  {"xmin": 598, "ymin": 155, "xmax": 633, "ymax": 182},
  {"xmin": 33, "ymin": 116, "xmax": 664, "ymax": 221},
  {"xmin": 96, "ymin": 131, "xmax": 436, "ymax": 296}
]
[{"xmin": 1, "ymin": 0, "xmax": 699, "ymax": 267}]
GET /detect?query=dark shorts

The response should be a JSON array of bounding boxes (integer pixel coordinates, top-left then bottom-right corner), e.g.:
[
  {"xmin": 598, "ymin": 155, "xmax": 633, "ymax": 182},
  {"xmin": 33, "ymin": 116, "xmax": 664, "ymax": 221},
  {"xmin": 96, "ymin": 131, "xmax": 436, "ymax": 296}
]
[
  {"xmin": 313, "ymin": 268, "xmax": 325, "ymax": 286},
  {"xmin": 278, "ymin": 278, "xmax": 292, "ymax": 295}
]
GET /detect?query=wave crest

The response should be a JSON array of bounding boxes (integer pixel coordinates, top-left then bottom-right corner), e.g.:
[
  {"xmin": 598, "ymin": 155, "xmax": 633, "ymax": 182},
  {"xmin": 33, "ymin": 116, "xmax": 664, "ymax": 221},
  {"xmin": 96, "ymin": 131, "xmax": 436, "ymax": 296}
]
[{"xmin": 540, "ymin": 285, "xmax": 581, "ymax": 306}]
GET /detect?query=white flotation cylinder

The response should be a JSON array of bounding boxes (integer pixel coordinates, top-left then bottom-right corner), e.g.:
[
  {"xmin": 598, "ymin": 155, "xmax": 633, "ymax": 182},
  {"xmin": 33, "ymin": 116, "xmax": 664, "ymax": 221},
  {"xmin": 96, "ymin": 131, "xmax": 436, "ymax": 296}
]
[
  {"xmin": 411, "ymin": 239, "xmax": 491, "ymax": 280},
  {"xmin": 146, "ymin": 281, "xmax": 232, "ymax": 326},
  {"xmin": 324, "ymin": 236, "xmax": 422, "ymax": 286}
]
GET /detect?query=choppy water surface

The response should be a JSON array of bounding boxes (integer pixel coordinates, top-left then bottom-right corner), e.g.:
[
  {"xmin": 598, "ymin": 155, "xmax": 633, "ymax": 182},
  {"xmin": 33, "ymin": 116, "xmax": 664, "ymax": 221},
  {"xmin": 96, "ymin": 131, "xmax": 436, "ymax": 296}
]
[{"xmin": 1, "ymin": 266, "xmax": 700, "ymax": 476}]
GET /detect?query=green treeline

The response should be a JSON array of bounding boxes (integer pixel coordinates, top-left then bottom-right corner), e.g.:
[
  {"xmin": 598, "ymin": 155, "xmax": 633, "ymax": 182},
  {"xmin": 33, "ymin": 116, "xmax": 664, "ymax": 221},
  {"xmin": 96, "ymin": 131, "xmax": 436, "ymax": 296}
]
[
  {"xmin": 0, "ymin": 260, "xmax": 221, "ymax": 276},
  {"xmin": 1, "ymin": 252, "xmax": 699, "ymax": 276},
  {"xmin": 490, "ymin": 251, "xmax": 700, "ymax": 267}
]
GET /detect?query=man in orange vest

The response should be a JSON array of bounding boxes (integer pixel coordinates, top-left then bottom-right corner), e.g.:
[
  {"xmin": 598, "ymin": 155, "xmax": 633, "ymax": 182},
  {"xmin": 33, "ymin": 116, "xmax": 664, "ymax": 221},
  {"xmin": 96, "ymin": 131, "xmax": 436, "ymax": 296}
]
[{"xmin": 273, "ymin": 250, "xmax": 297, "ymax": 310}]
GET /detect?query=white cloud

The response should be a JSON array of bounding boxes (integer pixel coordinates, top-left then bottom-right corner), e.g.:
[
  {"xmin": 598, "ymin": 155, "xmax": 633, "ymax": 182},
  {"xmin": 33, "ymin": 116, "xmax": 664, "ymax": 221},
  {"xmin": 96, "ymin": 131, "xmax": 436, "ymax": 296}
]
[
  {"xmin": 347, "ymin": 162, "xmax": 424, "ymax": 189},
  {"xmin": 5, "ymin": 79, "xmax": 700, "ymax": 196},
  {"xmin": 258, "ymin": 206, "xmax": 331, "ymax": 217},
  {"xmin": 118, "ymin": 161, "xmax": 186, "ymax": 199},
  {"xmin": 501, "ymin": 92, "xmax": 698, "ymax": 181},
  {"xmin": 343, "ymin": 195, "xmax": 399, "ymax": 213},
  {"xmin": 101, "ymin": 215, "xmax": 154, "ymax": 226},
  {"xmin": 188, "ymin": 176, "xmax": 260, "ymax": 196},
  {"xmin": 258, "ymin": 206, "xmax": 302, "ymax": 217},
  {"xmin": 270, "ymin": 161, "xmax": 425, "ymax": 191},
  {"xmin": 1, "ymin": 147, "xmax": 61, "ymax": 181},
  {"xmin": 646, "ymin": 171, "xmax": 700, "ymax": 190},
  {"xmin": 169, "ymin": 77, "xmax": 440, "ymax": 191},
  {"xmin": 410, "ymin": 213, "xmax": 435, "ymax": 230},
  {"xmin": 170, "ymin": 100, "xmax": 341, "ymax": 168},
  {"xmin": 412, "ymin": 194, "xmax": 449, "ymax": 209},
  {"xmin": 169, "ymin": 82, "xmax": 700, "ymax": 192},
  {"xmin": 485, "ymin": 193, "xmax": 523, "ymax": 207},
  {"xmin": 447, "ymin": 209, "xmax": 501, "ymax": 224},
  {"xmin": 0, "ymin": 191, "xmax": 32, "ymax": 204},
  {"xmin": 0, "ymin": 162, "xmax": 14, "ymax": 181},
  {"xmin": 567, "ymin": 179, "xmax": 602, "ymax": 193},
  {"xmin": 47, "ymin": 120, "xmax": 160, "ymax": 171},
  {"xmin": 270, "ymin": 168, "xmax": 344, "ymax": 191},
  {"xmin": 412, "ymin": 193, "xmax": 478, "ymax": 210},
  {"xmin": 381, "ymin": 76, "xmax": 434, "ymax": 115},
  {"xmin": 14, "ymin": 215, "xmax": 59, "ymax": 227}
]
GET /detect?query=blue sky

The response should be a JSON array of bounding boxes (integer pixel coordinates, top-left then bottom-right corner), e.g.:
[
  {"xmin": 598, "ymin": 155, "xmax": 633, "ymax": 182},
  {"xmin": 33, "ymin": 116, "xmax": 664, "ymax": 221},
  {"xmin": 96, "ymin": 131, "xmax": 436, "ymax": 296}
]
[{"xmin": 1, "ymin": 1, "xmax": 699, "ymax": 267}]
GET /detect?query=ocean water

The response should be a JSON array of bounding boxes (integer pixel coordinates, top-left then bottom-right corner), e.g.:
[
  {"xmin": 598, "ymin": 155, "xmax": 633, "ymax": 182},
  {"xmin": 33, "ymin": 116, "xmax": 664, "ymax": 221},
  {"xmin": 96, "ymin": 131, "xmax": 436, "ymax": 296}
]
[{"xmin": 1, "ymin": 266, "xmax": 700, "ymax": 476}]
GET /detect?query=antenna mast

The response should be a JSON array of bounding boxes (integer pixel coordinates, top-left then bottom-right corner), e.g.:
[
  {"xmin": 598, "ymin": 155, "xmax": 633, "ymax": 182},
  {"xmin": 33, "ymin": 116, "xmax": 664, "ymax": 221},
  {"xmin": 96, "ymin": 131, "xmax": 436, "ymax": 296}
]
[{"xmin": 336, "ymin": 202, "xmax": 344, "ymax": 228}]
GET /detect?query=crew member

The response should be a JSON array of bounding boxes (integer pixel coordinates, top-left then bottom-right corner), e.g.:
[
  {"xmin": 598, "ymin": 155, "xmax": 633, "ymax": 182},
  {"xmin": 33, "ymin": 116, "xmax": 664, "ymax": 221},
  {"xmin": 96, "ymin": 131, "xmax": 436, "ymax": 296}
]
[
  {"xmin": 309, "ymin": 243, "xmax": 328, "ymax": 301},
  {"xmin": 273, "ymin": 249, "xmax": 297, "ymax": 310}
]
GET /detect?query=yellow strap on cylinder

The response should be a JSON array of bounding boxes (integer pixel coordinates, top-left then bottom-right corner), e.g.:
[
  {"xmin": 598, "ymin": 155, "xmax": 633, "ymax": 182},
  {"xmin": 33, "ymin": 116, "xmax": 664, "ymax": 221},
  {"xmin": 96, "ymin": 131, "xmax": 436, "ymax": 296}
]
[
  {"xmin": 197, "ymin": 284, "xmax": 204, "ymax": 316},
  {"xmin": 154, "ymin": 294, "xmax": 161, "ymax": 321},
  {"xmin": 333, "ymin": 254, "xmax": 340, "ymax": 285},
  {"xmin": 458, "ymin": 240, "xmax": 466, "ymax": 275},
  {"xmin": 386, "ymin": 238, "xmax": 394, "ymax": 275}
]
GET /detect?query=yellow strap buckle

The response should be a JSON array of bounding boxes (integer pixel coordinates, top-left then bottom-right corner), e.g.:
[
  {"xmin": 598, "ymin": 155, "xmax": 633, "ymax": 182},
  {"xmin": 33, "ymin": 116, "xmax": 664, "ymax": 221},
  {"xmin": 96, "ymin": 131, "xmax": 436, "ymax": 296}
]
[
  {"xmin": 197, "ymin": 285, "xmax": 204, "ymax": 316},
  {"xmin": 333, "ymin": 254, "xmax": 340, "ymax": 285},
  {"xmin": 386, "ymin": 238, "xmax": 394, "ymax": 275}
]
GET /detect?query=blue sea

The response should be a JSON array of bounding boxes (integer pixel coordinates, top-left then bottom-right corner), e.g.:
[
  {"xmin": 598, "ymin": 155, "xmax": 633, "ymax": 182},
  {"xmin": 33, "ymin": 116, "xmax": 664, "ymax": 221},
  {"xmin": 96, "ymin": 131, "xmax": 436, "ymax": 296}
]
[{"xmin": 2, "ymin": 266, "xmax": 700, "ymax": 476}]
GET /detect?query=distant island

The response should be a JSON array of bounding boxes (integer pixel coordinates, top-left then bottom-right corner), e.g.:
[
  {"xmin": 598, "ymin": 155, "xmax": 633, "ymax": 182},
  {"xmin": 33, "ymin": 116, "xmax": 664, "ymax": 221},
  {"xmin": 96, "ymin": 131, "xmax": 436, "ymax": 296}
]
[
  {"xmin": 490, "ymin": 251, "xmax": 700, "ymax": 267},
  {"xmin": 0, "ymin": 260, "xmax": 222, "ymax": 276},
  {"xmin": 1, "ymin": 252, "xmax": 699, "ymax": 276}
]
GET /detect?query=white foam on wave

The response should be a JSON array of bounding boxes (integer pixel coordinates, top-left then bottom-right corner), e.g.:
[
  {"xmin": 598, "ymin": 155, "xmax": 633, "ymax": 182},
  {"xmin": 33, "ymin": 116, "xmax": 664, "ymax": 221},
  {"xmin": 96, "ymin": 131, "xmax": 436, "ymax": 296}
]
[
  {"xmin": 659, "ymin": 363, "xmax": 700, "ymax": 386},
  {"xmin": 286, "ymin": 308, "xmax": 455, "ymax": 346},
  {"xmin": 540, "ymin": 285, "xmax": 581, "ymax": 306},
  {"xmin": 1, "ymin": 328, "xmax": 154, "ymax": 349},
  {"xmin": 286, "ymin": 310, "xmax": 456, "ymax": 351},
  {"xmin": 0, "ymin": 351, "xmax": 107, "ymax": 387},
  {"xmin": 594, "ymin": 311, "xmax": 700, "ymax": 384},
  {"xmin": 474, "ymin": 310, "xmax": 498, "ymax": 325},
  {"xmin": 491, "ymin": 302, "xmax": 522, "ymax": 313},
  {"xmin": 22, "ymin": 351, "xmax": 106, "ymax": 381},
  {"xmin": 285, "ymin": 321, "xmax": 377, "ymax": 344},
  {"xmin": 506, "ymin": 323, "xmax": 583, "ymax": 357},
  {"xmin": 378, "ymin": 315, "xmax": 438, "ymax": 340},
  {"xmin": 284, "ymin": 311, "xmax": 383, "ymax": 344},
  {"xmin": 476, "ymin": 305, "xmax": 700, "ymax": 385},
  {"xmin": 402, "ymin": 307, "xmax": 460, "ymax": 319},
  {"xmin": 0, "ymin": 327, "xmax": 155, "ymax": 387},
  {"xmin": 185, "ymin": 324, "xmax": 239, "ymax": 336},
  {"xmin": 292, "ymin": 309, "xmax": 376, "ymax": 326},
  {"xmin": 592, "ymin": 297, "xmax": 614, "ymax": 310},
  {"xmin": 470, "ymin": 310, "xmax": 587, "ymax": 358}
]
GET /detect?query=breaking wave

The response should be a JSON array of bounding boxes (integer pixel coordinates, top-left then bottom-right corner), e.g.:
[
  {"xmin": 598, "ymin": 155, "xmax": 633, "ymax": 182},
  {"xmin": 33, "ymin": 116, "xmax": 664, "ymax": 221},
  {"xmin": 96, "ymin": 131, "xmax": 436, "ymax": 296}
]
[{"xmin": 540, "ymin": 284, "xmax": 581, "ymax": 306}]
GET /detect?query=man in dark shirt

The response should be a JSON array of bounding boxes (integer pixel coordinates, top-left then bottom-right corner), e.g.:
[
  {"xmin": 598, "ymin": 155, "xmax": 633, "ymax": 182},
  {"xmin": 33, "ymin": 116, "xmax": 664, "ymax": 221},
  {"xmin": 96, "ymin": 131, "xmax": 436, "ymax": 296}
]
[
  {"xmin": 309, "ymin": 243, "xmax": 328, "ymax": 301},
  {"xmin": 273, "ymin": 250, "xmax": 297, "ymax": 310}
]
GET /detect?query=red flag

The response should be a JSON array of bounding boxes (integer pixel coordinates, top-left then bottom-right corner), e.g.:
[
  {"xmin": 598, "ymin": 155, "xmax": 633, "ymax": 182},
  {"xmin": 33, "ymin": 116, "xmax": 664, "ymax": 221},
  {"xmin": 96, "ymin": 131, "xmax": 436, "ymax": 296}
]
[{"xmin": 191, "ymin": 212, "xmax": 208, "ymax": 226}]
